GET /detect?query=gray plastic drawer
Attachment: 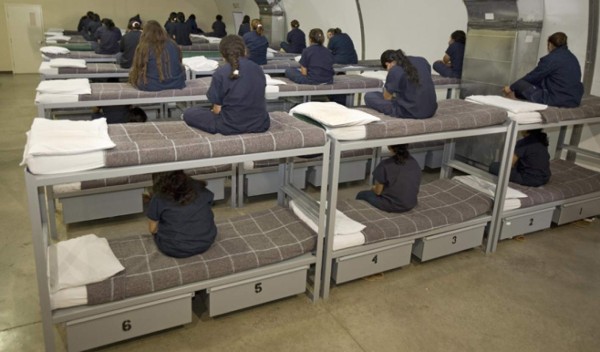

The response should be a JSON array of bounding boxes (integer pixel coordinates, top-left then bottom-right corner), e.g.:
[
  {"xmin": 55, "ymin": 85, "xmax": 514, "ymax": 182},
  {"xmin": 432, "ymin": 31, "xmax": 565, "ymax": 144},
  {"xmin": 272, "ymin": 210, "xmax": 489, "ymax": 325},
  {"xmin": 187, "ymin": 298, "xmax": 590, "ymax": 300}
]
[
  {"xmin": 207, "ymin": 266, "xmax": 308, "ymax": 317},
  {"xmin": 500, "ymin": 208, "xmax": 554, "ymax": 240},
  {"xmin": 307, "ymin": 160, "xmax": 368, "ymax": 187},
  {"xmin": 332, "ymin": 241, "xmax": 413, "ymax": 284},
  {"xmin": 61, "ymin": 188, "xmax": 144, "ymax": 224},
  {"xmin": 206, "ymin": 177, "xmax": 225, "ymax": 201},
  {"xmin": 244, "ymin": 168, "xmax": 307, "ymax": 196},
  {"xmin": 66, "ymin": 293, "xmax": 192, "ymax": 351},
  {"xmin": 412, "ymin": 225, "xmax": 485, "ymax": 261},
  {"xmin": 553, "ymin": 197, "xmax": 600, "ymax": 225}
]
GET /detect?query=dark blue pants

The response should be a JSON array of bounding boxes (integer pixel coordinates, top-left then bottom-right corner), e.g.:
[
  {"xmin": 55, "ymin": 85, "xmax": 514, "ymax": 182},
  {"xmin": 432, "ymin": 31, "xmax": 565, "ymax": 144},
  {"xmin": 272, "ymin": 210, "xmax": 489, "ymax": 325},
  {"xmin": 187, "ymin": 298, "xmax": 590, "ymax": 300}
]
[
  {"xmin": 285, "ymin": 68, "xmax": 312, "ymax": 84},
  {"xmin": 183, "ymin": 105, "xmax": 218, "ymax": 134},
  {"xmin": 511, "ymin": 79, "xmax": 545, "ymax": 104},
  {"xmin": 356, "ymin": 190, "xmax": 387, "ymax": 211},
  {"xmin": 364, "ymin": 92, "xmax": 394, "ymax": 116},
  {"xmin": 433, "ymin": 61, "xmax": 459, "ymax": 78}
]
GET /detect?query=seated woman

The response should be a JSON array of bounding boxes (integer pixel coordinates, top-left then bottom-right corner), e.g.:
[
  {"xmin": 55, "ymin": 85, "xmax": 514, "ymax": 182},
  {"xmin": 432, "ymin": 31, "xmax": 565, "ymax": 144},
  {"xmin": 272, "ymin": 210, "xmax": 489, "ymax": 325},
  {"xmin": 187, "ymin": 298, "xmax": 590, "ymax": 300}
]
[
  {"xmin": 243, "ymin": 19, "xmax": 269, "ymax": 65},
  {"xmin": 504, "ymin": 32, "xmax": 584, "ymax": 108},
  {"xmin": 326, "ymin": 28, "xmax": 358, "ymax": 64},
  {"xmin": 118, "ymin": 20, "xmax": 142, "ymax": 69},
  {"xmin": 284, "ymin": 28, "xmax": 334, "ymax": 85},
  {"xmin": 364, "ymin": 49, "xmax": 437, "ymax": 119},
  {"xmin": 128, "ymin": 20, "xmax": 186, "ymax": 91},
  {"xmin": 183, "ymin": 35, "xmax": 269, "ymax": 135},
  {"xmin": 93, "ymin": 18, "xmax": 121, "ymax": 55},
  {"xmin": 433, "ymin": 30, "xmax": 466, "ymax": 78},
  {"xmin": 206, "ymin": 14, "xmax": 227, "ymax": 38},
  {"xmin": 356, "ymin": 144, "xmax": 421, "ymax": 213},
  {"xmin": 280, "ymin": 20, "xmax": 306, "ymax": 54},
  {"xmin": 489, "ymin": 129, "xmax": 551, "ymax": 187},
  {"xmin": 238, "ymin": 15, "xmax": 250, "ymax": 36},
  {"xmin": 148, "ymin": 170, "xmax": 217, "ymax": 258},
  {"xmin": 186, "ymin": 14, "xmax": 203, "ymax": 34},
  {"xmin": 172, "ymin": 12, "xmax": 192, "ymax": 46}
]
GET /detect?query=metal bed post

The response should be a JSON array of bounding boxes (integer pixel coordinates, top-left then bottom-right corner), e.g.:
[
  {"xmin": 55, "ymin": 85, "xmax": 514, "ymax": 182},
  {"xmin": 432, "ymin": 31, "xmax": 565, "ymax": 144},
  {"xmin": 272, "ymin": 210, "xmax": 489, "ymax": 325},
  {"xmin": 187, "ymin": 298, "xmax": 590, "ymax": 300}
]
[
  {"xmin": 312, "ymin": 140, "xmax": 330, "ymax": 302},
  {"xmin": 565, "ymin": 125, "xmax": 584, "ymax": 161},
  {"xmin": 440, "ymin": 138, "xmax": 456, "ymax": 179}
]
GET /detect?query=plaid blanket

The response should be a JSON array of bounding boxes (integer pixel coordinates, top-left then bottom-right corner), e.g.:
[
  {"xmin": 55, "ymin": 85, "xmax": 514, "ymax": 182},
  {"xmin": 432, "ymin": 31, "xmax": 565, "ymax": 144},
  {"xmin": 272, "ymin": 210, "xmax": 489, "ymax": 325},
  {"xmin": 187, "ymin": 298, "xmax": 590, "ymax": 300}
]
[
  {"xmin": 58, "ymin": 63, "xmax": 128, "ymax": 74},
  {"xmin": 512, "ymin": 159, "xmax": 600, "ymax": 208},
  {"xmin": 355, "ymin": 99, "xmax": 508, "ymax": 139},
  {"xmin": 86, "ymin": 206, "xmax": 316, "ymax": 304},
  {"xmin": 253, "ymin": 148, "xmax": 374, "ymax": 168},
  {"xmin": 275, "ymin": 75, "xmax": 383, "ymax": 93},
  {"xmin": 180, "ymin": 43, "xmax": 220, "ymax": 51},
  {"xmin": 539, "ymin": 95, "xmax": 600, "ymax": 123},
  {"xmin": 80, "ymin": 78, "xmax": 210, "ymax": 101},
  {"xmin": 338, "ymin": 179, "xmax": 492, "ymax": 244},
  {"xmin": 44, "ymin": 51, "xmax": 116, "ymax": 60},
  {"xmin": 105, "ymin": 112, "xmax": 327, "ymax": 167}
]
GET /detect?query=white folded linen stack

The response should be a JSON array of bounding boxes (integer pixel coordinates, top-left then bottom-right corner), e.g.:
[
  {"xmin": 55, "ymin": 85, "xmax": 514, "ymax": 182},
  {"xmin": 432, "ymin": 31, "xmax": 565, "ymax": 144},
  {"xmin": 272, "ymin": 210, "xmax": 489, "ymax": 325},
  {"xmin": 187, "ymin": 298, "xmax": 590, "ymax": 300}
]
[
  {"xmin": 45, "ymin": 34, "xmax": 71, "ymax": 42},
  {"xmin": 265, "ymin": 74, "xmax": 287, "ymax": 86},
  {"xmin": 182, "ymin": 56, "xmax": 219, "ymax": 72},
  {"xmin": 289, "ymin": 200, "xmax": 366, "ymax": 251},
  {"xmin": 40, "ymin": 46, "xmax": 70, "ymax": 55},
  {"xmin": 453, "ymin": 175, "xmax": 528, "ymax": 211},
  {"xmin": 48, "ymin": 58, "xmax": 87, "ymax": 68},
  {"xmin": 290, "ymin": 101, "xmax": 380, "ymax": 127},
  {"xmin": 35, "ymin": 78, "xmax": 91, "ymax": 103},
  {"xmin": 465, "ymin": 95, "xmax": 548, "ymax": 124}
]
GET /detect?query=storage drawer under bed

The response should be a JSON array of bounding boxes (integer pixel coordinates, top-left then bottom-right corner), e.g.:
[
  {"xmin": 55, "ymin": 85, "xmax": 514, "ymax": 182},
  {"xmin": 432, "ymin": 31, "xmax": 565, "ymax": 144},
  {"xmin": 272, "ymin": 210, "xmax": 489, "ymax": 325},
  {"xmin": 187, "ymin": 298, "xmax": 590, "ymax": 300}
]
[
  {"xmin": 332, "ymin": 241, "xmax": 413, "ymax": 284},
  {"xmin": 412, "ymin": 224, "xmax": 485, "ymax": 261},
  {"xmin": 66, "ymin": 293, "xmax": 192, "ymax": 351},
  {"xmin": 499, "ymin": 208, "xmax": 554, "ymax": 240},
  {"xmin": 244, "ymin": 168, "xmax": 307, "ymax": 196},
  {"xmin": 207, "ymin": 265, "xmax": 309, "ymax": 317},
  {"xmin": 552, "ymin": 197, "xmax": 600, "ymax": 226},
  {"xmin": 307, "ymin": 159, "xmax": 368, "ymax": 187}
]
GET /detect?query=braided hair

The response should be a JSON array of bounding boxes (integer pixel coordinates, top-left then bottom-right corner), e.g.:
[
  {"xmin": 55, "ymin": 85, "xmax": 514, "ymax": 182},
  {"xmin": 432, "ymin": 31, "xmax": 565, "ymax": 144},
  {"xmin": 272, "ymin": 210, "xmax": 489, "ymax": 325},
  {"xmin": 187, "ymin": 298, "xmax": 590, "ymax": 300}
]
[{"xmin": 219, "ymin": 35, "xmax": 247, "ymax": 79}]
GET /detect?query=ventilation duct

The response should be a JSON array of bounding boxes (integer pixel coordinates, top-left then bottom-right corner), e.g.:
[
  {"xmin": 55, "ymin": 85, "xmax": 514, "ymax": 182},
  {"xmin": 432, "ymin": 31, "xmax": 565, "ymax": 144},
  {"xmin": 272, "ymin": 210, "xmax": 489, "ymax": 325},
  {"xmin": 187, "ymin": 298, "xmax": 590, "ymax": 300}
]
[{"xmin": 254, "ymin": 0, "xmax": 286, "ymax": 46}]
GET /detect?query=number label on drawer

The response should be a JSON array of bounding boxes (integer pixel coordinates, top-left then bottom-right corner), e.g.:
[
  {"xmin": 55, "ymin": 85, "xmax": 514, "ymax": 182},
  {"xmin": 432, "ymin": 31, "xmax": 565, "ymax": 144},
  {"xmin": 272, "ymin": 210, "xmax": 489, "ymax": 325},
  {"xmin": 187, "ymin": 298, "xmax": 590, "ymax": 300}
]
[
  {"xmin": 451, "ymin": 236, "xmax": 457, "ymax": 244},
  {"xmin": 372, "ymin": 255, "xmax": 378, "ymax": 264},
  {"xmin": 529, "ymin": 218, "xmax": 534, "ymax": 226},
  {"xmin": 254, "ymin": 282, "xmax": 262, "ymax": 294},
  {"xmin": 122, "ymin": 320, "xmax": 132, "ymax": 332}
]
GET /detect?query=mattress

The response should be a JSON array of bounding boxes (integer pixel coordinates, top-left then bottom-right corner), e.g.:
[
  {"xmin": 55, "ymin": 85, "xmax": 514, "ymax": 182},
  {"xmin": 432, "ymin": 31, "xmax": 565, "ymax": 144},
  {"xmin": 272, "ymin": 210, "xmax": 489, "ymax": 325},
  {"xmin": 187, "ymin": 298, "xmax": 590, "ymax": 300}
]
[
  {"xmin": 338, "ymin": 178, "xmax": 493, "ymax": 245},
  {"xmin": 57, "ymin": 63, "xmax": 128, "ymax": 75},
  {"xmin": 273, "ymin": 75, "xmax": 383, "ymax": 94},
  {"xmin": 511, "ymin": 159, "xmax": 600, "ymax": 208},
  {"xmin": 43, "ymin": 51, "xmax": 117, "ymax": 61},
  {"xmin": 179, "ymin": 43, "xmax": 221, "ymax": 51},
  {"xmin": 249, "ymin": 148, "xmax": 373, "ymax": 169},
  {"xmin": 77, "ymin": 206, "xmax": 316, "ymax": 306},
  {"xmin": 77, "ymin": 79, "xmax": 209, "ymax": 102},
  {"xmin": 29, "ymin": 112, "xmax": 326, "ymax": 174},
  {"xmin": 539, "ymin": 95, "xmax": 600, "ymax": 123}
]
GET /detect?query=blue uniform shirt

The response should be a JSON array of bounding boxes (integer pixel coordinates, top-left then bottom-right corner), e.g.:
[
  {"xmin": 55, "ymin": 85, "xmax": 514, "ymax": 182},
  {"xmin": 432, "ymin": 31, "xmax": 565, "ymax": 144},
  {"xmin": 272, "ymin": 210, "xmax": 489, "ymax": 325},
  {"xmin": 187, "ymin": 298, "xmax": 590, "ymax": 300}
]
[
  {"xmin": 207, "ymin": 58, "xmax": 270, "ymax": 134},
  {"xmin": 327, "ymin": 33, "xmax": 358, "ymax": 64},
  {"xmin": 94, "ymin": 26, "xmax": 121, "ymax": 54},
  {"xmin": 172, "ymin": 22, "xmax": 192, "ymax": 46},
  {"xmin": 134, "ymin": 40, "xmax": 186, "ymax": 91},
  {"xmin": 243, "ymin": 31, "xmax": 269, "ymax": 65},
  {"xmin": 119, "ymin": 30, "xmax": 141, "ymax": 69},
  {"xmin": 238, "ymin": 23, "xmax": 250, "ymax": 36},
  {"xmin": 446, "ymin": 41, "xmax": 465, "ymax": 78},
  {"xmin": 211, "ymin": 21, "xmax": 227, "ymax": 38},
  {"xmin": 373, "ymin": 156, "xmax": 421, "ymax": 212},
  {"xmin": 286, "ymin": 28, "xmax": 306, "ymax": 54},
  {"xmin": 511, "ymin": 45, "xmax": 584, "ymax": 107},
  {"xmin": 299, "ymin": 44, "xmax": 335, "ymax": 84},
  {"xmin": 385, "ymin": 56, "xmax": 438, "ymax": 119}
]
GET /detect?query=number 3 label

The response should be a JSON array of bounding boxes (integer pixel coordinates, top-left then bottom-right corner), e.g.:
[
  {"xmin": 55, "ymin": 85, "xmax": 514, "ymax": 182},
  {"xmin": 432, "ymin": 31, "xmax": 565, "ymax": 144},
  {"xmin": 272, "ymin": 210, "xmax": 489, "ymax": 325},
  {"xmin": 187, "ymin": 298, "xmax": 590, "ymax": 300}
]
[{"xmin": 451, "ymin": 236, "xmax": 457, "ymax": 244}]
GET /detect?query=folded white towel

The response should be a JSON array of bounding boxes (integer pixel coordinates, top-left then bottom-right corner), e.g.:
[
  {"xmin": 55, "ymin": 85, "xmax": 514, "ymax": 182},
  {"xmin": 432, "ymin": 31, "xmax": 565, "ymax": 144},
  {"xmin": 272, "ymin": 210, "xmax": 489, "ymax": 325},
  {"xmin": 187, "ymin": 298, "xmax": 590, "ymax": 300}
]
[
  {"xmin": 38, "ymin": 62, "xmax": 59, "ymax": 75},
  {"xmin": 45, "ymin": 34, "xmax": 71, "ymax": 41},
  {"xmin": 36, "ymin": 78, "xmax": 91, "ymax": 95},
  {"xmin": 190, "ymin": 34, "xmax": 221, "ymax": 43},
  {"xmin": 49, "ymin": 58, "xmax": 87, "ymax": 68},
  {"xmin": 45, "ymin": 28, "xmax": 64, "ymax": 34},
  {"xmin": 290, "ymin": 101, "xmax": 380, "ymax": 128},
  {"xmin": 265, "ymin": 74, "xmax": 287, "ymax": 85},
  {"xmin": 507, "ymin": 111, "xmax": 543, "ymax": 124},
  {"xmin": 182, "ymin": 56, "xmax": 219, "ymax": 72},
  {"xmin": 466, "ymin": 95, "xmax": 548, "ymax": 114},
  {"xmin": 34, "ymin": 92, "xmax": 80, "ymax": 104},
  {"xmin": 265, "ymin": 85, "xmax": 280, "ymax": 94},
  {"xmin": 47, "ymin": 234, "xmax": 124, "ymax": 292},
  {"xmin": 22, "ymin": 117, "xmax": 115, "ymax": 158},
  {"xmin": 40, "ymin": 46, "xmax": 70, "ymax": 54},
  {"xmin": 454, "ymin": 175, "xmax": 528, "ymax": 199},
  {"xmin": 45, "ymin": 39, "xmax": 57, "ymax": 44}
]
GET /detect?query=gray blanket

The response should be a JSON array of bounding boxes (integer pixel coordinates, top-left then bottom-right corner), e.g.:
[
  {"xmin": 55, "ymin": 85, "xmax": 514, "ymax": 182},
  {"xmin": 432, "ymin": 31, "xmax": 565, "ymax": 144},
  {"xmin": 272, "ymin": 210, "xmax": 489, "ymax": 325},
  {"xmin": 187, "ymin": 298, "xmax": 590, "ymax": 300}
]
[
  {"xmin": 180, "ymin": 43, "xmax": 220, "ymax": 51},
  {"xmin": 58, "ymin": 63, "xmax": 128, "ymax": 74},
  {"xmin": 43, "ymin": 51, "xmax": 116, "ymax": 60},
  {"xmin": 80, "ymin": 79, "xmax": 210, "ymax": 101},
  {"xmin": 338, "ymin": 179, "xmax": 493, "ymax": 244},
  {"xmin": 105, "ymin": 112, "xmax": 327, "ymax": 167},
  {"xmin": 539, "ymin": 95, "xmax": 600, "ymax": 123},
  {"xmin": 512, "ymin": 159, "xmax": 600, "ymax": 208},
  {"xmin": 86, "ymin": 206, "xmax": 316, "ymax": 305},
  {"xmin": 354, "ymin": 99, "xmax": 507, "ymax": 139},
  {"xmin": 275, "ymin": 76, "xmax": 383, "ymax": 93}
]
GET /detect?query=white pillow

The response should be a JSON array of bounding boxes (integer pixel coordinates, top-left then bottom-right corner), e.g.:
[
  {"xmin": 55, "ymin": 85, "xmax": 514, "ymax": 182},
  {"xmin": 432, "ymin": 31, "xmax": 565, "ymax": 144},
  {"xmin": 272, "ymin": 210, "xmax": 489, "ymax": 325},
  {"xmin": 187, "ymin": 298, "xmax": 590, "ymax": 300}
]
[
  {"xmin": 49, "ymin": 58, "xmax": 87, "ymax": 68},
  {"xmin": 48, "ymin": 234, "xmax": 124, "ymax": 292},
  {"xmin": 40, "ymin": 46, "xmax": 70, "ymax": 54}
]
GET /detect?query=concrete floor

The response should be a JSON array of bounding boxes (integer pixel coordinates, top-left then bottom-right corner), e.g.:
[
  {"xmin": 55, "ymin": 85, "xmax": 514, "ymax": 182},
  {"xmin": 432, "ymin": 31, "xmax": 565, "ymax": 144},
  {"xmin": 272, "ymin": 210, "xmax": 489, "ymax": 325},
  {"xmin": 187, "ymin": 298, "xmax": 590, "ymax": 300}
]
[{"xmin": 1, "ymin": 73, "xmax": 599, "ymax": 351}]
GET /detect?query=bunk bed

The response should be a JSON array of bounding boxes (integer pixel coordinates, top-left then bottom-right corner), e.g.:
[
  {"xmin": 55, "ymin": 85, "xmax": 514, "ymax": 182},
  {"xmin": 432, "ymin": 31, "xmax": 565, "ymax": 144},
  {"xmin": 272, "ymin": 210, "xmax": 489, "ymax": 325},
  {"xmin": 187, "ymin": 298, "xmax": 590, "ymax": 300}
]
[{"xmin": 24, "ymin": 112, "xmax": 331, "ymax": 351}]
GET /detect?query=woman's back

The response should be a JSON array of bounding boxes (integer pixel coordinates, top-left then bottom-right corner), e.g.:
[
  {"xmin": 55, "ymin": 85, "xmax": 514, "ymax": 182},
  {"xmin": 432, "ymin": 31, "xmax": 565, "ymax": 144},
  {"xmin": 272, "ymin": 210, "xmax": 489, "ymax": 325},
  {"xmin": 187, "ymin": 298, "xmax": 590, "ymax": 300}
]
[
  {"xmin": 386, "ymin": 56, "xmax": 437, "ymax": 119},
  {"xmin": 328, "ymin": 33, "xmax": 358, "ymax": 64},
  {"xmin": 243, "ymin": 31, "xmax": 268, "ymax": 65}
]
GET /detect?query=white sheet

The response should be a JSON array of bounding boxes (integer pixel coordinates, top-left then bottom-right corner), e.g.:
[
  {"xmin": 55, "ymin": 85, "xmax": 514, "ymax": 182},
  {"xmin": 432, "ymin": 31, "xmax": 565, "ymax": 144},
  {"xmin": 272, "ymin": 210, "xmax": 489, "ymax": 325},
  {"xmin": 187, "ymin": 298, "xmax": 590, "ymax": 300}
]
[
  {"xmin": 182, "ymin": 56, "xmax": 219, "ymax": 72},
  {"xmin": 465, "ymin": 95, "xmax": 548, "ymax": 114},
  {"xmin": 290, "ymin": 101, "xmax": 380, "ymax": 128},
  {"xmin": 50, "ymin": 286, "xmax": 88, "ymax": 310},
  {"xmin": 47, "ymin": 234, "xmax": 124, "ymax": 292},
  {"xmin": 25, "ymin": 150, "xmax": 106, "ymax": 174},
  {"xmin": 453, "ymin": 175, "xmax": 525, "ymax": 211},
  {"xmin": 39, "ymin": 62, "xmax": 59, "ymax": 75},
  {"xmin": 265, "ymin": 74, "xmax": 287, "ymax": 85},
  {"xmin": 49, "ymin": 58, "xmax": 87, "ymax": 68},
  {"xmin": 265, "ymin": 85, "xmax": 280, "ymax": 94},
  {"xmin": 360, "ymin": 71, "xmax": 387, "ymax": 83},
  {"xmin": 190, "ymin": 34, "xmax": 221, "ymax": 43},
  {"xmin": 45, "ymin": 34, "xmax": 71, "ymax": 41},
  {"xmin": 40, "ymin": 46, "xmax": 70, "ymax": 54},
  {"xmin": 507, "ymin": 111, "xmax": 543, "ymax": 124},
  {"xmin": 325, "ymin": 125, "xmax": 367, "ymax": 141},
  {"xmin": 35, "ymin": 92, "xmax": 79, "ymax": 104},
  {"xmin": 289, "ymin": 200, "xmax": 366, "ymax": 251},
  {"xmin": 36, "ymin": 78, "xmax": 91, "ymax": 95}
]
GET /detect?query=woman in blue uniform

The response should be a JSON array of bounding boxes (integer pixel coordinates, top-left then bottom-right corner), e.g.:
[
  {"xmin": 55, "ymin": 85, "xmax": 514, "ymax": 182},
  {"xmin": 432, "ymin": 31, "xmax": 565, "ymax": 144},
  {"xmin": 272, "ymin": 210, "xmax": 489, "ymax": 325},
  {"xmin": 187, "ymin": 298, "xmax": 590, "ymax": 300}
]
[
  {"xmin": 326, "ymin": 28, "xmax": 358, "ymax": 64},
  {"xmin": 118, "ymin": 20, "xmax": 142, "ymax": 69},
  {"xmin": 433, "ymin": 30, "xmax": 466, "ymax": 78},
  {"xmin": 489, "ymin": 129, "xmax": 551, "ymax": 187},
  {"xmin": 280, "ymin": 20, "xmax": 306, "ymax": 54},
  {"xmin": 238, "ymin": 15, "xmax": 251, "ymax": 36},
  {"xmin": 172, "ymin": 12, "xmax": 192, "ymax": 46},
  {"xmin": 148, "ymin": 170, "xmax": 217, "ymax": 258},
  {"xmin": 128, "ymin": 20, "xmax": 186, "ymax": 91},
  {"xmin": 207, "ymin": 14, "xmax": 227, "ymax": 38},
  {"xmin": 356, "ymin": 144, "xmax": 421, "ymax": 213},
  {"xmin": 284, "ymin": 28, "xmax": 334, "ymax": 84},
  {"xmin": 93, "ymin": 18, "xmax": 122, "ymax": 55},
  {"xmin": 504, "ymin": 32, "xmax": 584, "ymax": 108},
  {"xmin": 365, "ymin": 49, "xmax": 437, "ymax": 119},
  {"xmin": 183, "ymin": 35, "xmax": 269, "ymax": 135},
  {"xmin": 243, "ymin": 19, "xmax": 269, "ymax": 65},
  {"xmin": 186, "ymin": 14, "xmax": 203, "ymax": 34}
]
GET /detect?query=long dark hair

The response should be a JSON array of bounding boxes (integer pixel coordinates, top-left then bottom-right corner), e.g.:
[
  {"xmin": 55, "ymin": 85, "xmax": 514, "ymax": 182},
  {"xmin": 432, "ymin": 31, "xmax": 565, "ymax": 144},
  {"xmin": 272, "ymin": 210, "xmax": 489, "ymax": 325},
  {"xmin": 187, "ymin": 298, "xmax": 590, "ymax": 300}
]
[
  {"xmin": 152, "ymin": 170, "xmax": 203, "ymax": 206},
  {"xmin": 219, "ymin": 35, "xmax": 246, "ymax": 79},
  {"xmin": 102, "ymin": 18, "xmax": 115, "ymax": 29},
  {"xmin": 380, "ymin": 49, "xmax": 420, "ymax": 85},
  {"xmin": 527, "ymin": 129, "xmax": 549, "ymax": 147},
  {"xmin": 389, "ymin": 144, "xmax": 410, "ymax": 164}
]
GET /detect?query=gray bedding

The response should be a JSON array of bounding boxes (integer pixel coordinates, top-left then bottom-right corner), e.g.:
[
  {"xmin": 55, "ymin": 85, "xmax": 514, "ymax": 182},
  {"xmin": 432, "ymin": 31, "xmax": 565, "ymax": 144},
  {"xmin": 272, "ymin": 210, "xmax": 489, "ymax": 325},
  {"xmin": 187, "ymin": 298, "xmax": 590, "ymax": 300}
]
[
  {"xmin": 512, "ymin": 159, "xmax": 600, "ymax": 208},
  {"xmin": 58, "ymin": 63, "xmax": 128, "ymax": 74},
  {"xmin": 431, "ymin": 75, "xmax": 461, "ymax": 86},
  {"xmin": 338, "ymin": 178, "xmax": 493, "ymax": 244},
  {"xmin": 180, "ymin": 43, "xmax": 220, "ymax": 51},
  {"xmin": 105, "ymin": 112, "xmax": 327, "ymax": 167},
  {"xmin": 353, "ymin": 99, "xmax": 507, "ymax": 139},
  {"xmin": 79, "ymin": 79, "xmax": 210, "ymax": 101},
  {"xmin": 86, "ymin": 206, "xmax": 316, "ymax": 305},
  {"xmin": 539, "ymin": 95, "xmax": 600, "ymax": 123},
  {"xmin": 43, "ymin": 51, "xmax": 116, "ymax": 60},
  {"xmin": 275, "ymin": 75, "xmax": 383, "ymax": 93},
  {"xmin": 252, "ymin": 148, "xmax": 374, "ymax": 168}
]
